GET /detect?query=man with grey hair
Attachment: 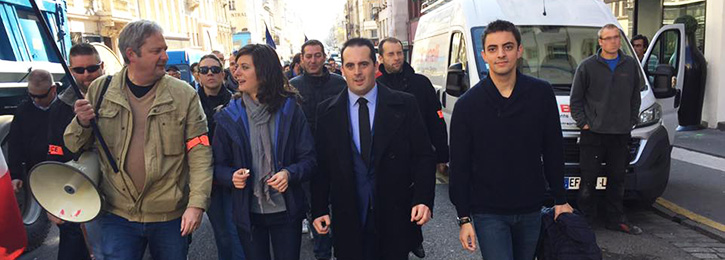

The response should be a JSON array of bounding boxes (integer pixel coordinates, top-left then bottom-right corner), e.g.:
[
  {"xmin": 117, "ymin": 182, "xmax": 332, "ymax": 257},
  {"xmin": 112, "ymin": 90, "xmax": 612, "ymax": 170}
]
[
  {"xmin": 8, "ymin": 69, "xmax": 57, "ymax": 194},
  {"xmin": 571, "ymin": 23, "xmax": 642, "ymax": 235},
  {"xmin": 64, "ymin": 20, "xmax": 213, "ymax": 259}
]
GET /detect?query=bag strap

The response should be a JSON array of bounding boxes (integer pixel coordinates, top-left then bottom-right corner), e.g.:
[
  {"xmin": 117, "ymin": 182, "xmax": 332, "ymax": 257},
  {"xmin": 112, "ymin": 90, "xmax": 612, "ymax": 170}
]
[{"xmin": 94, "ymin": 75, "xmax": 112, "ymax": 117}]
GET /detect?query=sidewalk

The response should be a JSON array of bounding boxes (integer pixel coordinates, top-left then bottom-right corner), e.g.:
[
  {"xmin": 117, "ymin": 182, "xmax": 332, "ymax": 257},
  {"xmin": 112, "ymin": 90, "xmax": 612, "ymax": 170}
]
[
  {"xmin": 658, "ymin": 128, "xmax": 725, "ymax": 245},
  {"xmin": 674, "ymin": 128, "xmax": 725, "ymax": 158}
]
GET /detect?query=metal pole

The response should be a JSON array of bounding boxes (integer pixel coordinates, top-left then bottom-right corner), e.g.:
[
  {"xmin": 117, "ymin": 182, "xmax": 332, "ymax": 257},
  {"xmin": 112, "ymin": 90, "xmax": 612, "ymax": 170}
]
[{"xmin": 29, "ymin": 0, "xmax": 119, "ymax": 173}]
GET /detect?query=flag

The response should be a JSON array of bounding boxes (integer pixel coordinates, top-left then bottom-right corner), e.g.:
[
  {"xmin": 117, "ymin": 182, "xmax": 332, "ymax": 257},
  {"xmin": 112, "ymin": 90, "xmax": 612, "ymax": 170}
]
[
  {"xmin": 265, "ymin": 24, "xmax": 276, "ymax": 49},
  {"xmin": 0, "ymin": 150, "xmax": 26, "ymax": 259}
]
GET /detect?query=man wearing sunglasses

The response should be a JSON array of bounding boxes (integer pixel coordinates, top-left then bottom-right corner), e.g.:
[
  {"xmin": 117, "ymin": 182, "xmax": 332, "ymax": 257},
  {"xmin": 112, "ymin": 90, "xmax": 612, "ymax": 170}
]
[
  {"xmin": 7, "ymin": 69, "xmax": 57, "ymax": 230},
  {"xmin": 45, "ymin": 43, "xmax": 107, "ymax": 260}
]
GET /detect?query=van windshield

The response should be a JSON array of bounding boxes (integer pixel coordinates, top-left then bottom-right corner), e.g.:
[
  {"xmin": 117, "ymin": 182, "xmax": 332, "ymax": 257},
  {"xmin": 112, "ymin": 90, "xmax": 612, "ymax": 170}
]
[{"xmin": 471, "ymin": 26, "xmax": 644, "ymax": 94}]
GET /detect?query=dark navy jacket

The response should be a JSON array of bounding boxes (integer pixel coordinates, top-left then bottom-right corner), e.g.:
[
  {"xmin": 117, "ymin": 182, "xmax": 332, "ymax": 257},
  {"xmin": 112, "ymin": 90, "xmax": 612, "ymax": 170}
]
[
  {"xmin": 538, "ymin": 207, "xmax": 602, "ymax": 260},
  {"xmin": 212, "ymin": 96, "xmax": 316, "ymax": 234}
]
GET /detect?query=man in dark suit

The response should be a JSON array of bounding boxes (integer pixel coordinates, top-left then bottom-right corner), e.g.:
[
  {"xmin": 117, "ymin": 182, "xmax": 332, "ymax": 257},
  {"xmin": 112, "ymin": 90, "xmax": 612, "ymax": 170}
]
[{"xmin": 311, "ymin": 38, "xmax": 436, "ymax": 260}]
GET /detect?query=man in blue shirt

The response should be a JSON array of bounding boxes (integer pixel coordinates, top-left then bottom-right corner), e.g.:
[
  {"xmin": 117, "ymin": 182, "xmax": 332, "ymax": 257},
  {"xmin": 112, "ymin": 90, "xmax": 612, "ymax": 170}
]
[
  {"xmin": 570, "ymin": 24, "xmax": 643, "ymax": 235},
  {"xmin": 311, "ymin": 38, "xmax": 436, "ymax": 260}
]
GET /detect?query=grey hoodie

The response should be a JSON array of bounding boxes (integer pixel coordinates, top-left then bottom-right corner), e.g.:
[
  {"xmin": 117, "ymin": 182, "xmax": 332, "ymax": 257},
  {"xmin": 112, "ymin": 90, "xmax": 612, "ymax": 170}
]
[{"xmin": 570, "ymin": 49, "xmax": 642, "ymax": 134}]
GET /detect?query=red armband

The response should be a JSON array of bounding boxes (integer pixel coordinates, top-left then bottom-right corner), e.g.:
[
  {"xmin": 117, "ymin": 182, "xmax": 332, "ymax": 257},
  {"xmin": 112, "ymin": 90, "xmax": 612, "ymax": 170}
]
[{"xmin": 186, "ymin": 134, "xmax": 210, "ymax": 152}]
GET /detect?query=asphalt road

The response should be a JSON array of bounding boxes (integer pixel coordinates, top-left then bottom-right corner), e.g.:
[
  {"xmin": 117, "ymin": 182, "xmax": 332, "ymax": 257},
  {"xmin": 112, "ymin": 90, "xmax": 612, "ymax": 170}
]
[{"xmin": 19, "ymin": 184, "xmax": 714, "ymax": 260}]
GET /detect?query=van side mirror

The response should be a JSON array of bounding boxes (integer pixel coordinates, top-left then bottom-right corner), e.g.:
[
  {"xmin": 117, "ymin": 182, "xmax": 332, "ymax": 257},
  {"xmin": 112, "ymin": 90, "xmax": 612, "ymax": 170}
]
[
  {"xmin": 446, "ymin": 63, "xmax": 469, "ymax": 97},
  {"xmin": 651, "ymin": 64, "xmax": 676, "ymax": 98}
]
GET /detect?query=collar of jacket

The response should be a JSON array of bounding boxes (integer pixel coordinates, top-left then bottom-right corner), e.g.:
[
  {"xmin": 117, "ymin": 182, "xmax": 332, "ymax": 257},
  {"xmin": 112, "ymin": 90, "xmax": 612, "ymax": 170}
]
[
  {"xmin": 378, "ymin": 61, "xmax": 415, "ymax": 78},
  {"xmin": 197, "ymin": 84, "xmax": 232, "ymax": 102},
  {"xmin": 103, "ymin": 66, "xmax": 176, "ymax": 113},
  {"xmin": 301, "ymin": 66, "xmax": 331, "ymax": 84},
  {"xmin": 595, "ymin": 49, "xmax": 627, "ymax": 66},
  {"xmin": 217, "ymin": 96, "xmax": 297, "ymax": 161},
  {"xmin": 480, "ymin": 70, "xmax": 530, "ymax": 116}
]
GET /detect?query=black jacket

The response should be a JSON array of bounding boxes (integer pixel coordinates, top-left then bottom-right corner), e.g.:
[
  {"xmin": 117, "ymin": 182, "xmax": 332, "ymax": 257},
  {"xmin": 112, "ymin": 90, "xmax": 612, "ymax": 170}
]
[
  {"xmin": 312, "ymin": 84, "xmax": 436, "ymax": 260},
  {"xmin": 289, "ymin": 67, "xmax": 346, "ymax": 135},
  {"xmin": 538, "ymin": 207, "xmax": 602, "ymax": 260},
  {"xmin": 47, "ymin": 87, "xmax": 81, "ymax": 163},
  {"xmin": 449, "ymin": 72, "xmax": 566, "ymax": 217},
  {"xmin": 197, "ymin": 86, "xmax": 232, "ymax": 141},
  {"xmin": 377, "ymin": 62, "xmax": 449, "ymax": 163},
  {"xmin": 570, "ymin": 50, "xmax": 641, "ymax": 134},
  {"xmin": 8, "ymin": 99, "xmax": 52, "ymax": 180},
  {"xmin": 223, "ymin": 68, "xmax": 238, "ymax": 94}
]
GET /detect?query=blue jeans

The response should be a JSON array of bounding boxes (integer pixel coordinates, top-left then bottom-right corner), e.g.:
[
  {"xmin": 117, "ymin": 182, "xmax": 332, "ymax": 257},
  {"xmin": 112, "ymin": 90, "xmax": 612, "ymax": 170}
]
[
  {"xmin": 99, "ymin": 213, "xmax": 189, "ymax": 260},
  {"xmin": 84, "ymin": 219, "xmax": 104, "ymax": 260},
  {"xmin": 472, "ymin": 211, "xmax": 542, "ymax": 260},
  {"xmin": 208, "ymin": 185, "xmax": 246, "ymax": 260},
  {"xmin": 237, "ymin": 212, "xmax": 302, "ymax": 260}
]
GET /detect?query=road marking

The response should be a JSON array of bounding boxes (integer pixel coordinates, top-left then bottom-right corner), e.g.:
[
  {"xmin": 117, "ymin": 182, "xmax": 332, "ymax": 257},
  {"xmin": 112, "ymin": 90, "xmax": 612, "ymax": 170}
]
[
  {"xmin": 671, "ymin": 147, "xmax": 725, "ymax": 172},
  {"xmin": 656, "ymin": 197, "xmax": 725, "ymax": 233}
]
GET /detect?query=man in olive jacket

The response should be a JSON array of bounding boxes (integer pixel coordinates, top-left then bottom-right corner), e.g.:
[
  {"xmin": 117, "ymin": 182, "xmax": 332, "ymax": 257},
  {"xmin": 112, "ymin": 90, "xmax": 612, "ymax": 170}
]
[{"xmin": 64, "ymin": 20, "xmax": 212, "ymax": 259}]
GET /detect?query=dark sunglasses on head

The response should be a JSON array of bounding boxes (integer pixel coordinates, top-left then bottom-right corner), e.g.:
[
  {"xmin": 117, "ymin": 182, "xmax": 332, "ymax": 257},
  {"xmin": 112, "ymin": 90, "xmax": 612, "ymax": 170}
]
[
  {"xmin": 70, "ymin": 63, "xmax": 102, "ymax": 74},
  {"xmin": 28, "ymin": 84, "xmax": 54, "ymax": 99},
  {"xmin": 199, "ymin": 66, "xmax": 222, "ymax": 75}
]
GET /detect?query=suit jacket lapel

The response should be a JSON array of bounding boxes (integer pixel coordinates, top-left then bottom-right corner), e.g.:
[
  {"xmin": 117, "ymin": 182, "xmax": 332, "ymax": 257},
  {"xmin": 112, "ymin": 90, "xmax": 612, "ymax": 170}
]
[
  {"xmin": 326, "ymin": 90, "xmax": 355, "ymax": 176},
  {"xmin": 371, "ymin": 85, "xmax": 404, "ymax": 170}
]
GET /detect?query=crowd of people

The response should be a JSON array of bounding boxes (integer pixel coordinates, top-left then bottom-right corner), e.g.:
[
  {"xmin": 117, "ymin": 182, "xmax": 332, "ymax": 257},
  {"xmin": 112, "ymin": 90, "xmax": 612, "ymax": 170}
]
[{"xmin": 7, "ymin": 18, "xmax": 646, "ymax": 260}]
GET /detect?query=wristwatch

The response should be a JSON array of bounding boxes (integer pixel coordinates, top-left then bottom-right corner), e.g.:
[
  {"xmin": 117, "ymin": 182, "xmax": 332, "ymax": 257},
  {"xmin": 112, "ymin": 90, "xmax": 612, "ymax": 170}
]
[{"xmin": 457, "ymin": 216, "xmax": 472, "ymax": 227}]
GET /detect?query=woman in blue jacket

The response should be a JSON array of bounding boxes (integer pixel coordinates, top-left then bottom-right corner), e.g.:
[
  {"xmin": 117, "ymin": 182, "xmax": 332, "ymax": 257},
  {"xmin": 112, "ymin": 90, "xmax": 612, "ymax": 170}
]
[{"xmin": 213, "ymin": 44, "xmax": 316, "ymax": 260}]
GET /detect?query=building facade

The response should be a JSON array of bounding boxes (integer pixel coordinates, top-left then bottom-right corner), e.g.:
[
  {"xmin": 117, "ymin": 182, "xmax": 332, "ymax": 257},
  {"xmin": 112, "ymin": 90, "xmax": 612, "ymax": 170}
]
[{"xmin": 66, "ymin": 0, "xmax": 233, "ymax": 60}]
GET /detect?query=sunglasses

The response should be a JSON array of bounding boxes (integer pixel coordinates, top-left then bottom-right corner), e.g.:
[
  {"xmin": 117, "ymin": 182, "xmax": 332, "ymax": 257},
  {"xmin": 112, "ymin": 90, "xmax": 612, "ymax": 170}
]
[
  {"xmin": 28, "ymin": 85, "xmax": 54, "ymax": 99},
  {"xmin": 70, "ymin": 63, "xmax": 102, "ymax": 74},
  {"xmin": 199, "ymin": 66, "xmax": 222, "ymax": 75}
]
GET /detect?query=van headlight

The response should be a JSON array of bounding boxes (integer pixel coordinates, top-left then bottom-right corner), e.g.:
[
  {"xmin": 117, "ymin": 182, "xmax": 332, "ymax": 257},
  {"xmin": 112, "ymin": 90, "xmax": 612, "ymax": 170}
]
[{"xmin": 637, "ymin": 103, "xmax": 662, "ymax": 127}]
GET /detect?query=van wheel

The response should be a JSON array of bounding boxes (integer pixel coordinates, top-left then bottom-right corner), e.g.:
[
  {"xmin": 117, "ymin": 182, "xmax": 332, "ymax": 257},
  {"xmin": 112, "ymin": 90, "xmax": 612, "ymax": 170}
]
[{"xmin": 16, "ymin": 183, "xmax": 51, "ymax": 252}]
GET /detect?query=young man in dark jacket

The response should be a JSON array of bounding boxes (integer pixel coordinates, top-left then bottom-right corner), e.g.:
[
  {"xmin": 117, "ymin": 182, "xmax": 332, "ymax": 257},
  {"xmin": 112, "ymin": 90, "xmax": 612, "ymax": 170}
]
[
  {"xmin": 449, "ymin": 20, "xmax": 573, "ymax": 260},
  {"xmin": 46, "ymin": 43, "xmax": 106, "ymax": 260},
  {"xmin": 376, "ymin": 37, "xmax": 449, "ymax": 258},
  {"xmin": 570, "ymin": 24, "xmax": 643, "ymax": 235},
  {"xmin": 289, "ymin": 39, "xmax": 345, "ymax": 260}
]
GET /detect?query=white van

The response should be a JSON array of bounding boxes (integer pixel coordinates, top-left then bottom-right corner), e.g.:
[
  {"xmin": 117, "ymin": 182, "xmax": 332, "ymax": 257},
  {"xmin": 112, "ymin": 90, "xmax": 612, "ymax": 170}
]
[{"xmin": 411, "ymin": 0, "xmax": 685, "ymax": 204}]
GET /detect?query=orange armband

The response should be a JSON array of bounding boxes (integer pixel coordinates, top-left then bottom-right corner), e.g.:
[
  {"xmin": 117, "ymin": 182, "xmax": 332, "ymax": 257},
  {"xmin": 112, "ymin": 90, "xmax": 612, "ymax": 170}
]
[{"xmin": 186, "ymin": 134, "xmax": 210, "ymax": 152}]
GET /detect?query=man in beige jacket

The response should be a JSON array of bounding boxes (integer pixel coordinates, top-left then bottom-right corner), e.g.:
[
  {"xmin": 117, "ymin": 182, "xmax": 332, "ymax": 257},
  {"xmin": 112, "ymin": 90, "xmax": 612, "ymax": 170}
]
[{"xmin": 64, "ymin": 20, "xmax": 212, "ymax": 260}]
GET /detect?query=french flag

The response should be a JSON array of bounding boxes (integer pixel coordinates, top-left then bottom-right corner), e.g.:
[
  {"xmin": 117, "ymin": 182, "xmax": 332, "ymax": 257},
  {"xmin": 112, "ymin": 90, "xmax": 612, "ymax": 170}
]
[{"xmin": 0, "ymin": 149, "xmax": 26, "ymax": 259}]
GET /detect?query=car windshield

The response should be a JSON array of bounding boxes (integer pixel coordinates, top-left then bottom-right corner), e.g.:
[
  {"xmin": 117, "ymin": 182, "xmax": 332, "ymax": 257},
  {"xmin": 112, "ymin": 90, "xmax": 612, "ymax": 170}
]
[{"xmin": 471, "ymin": 26, "xmax": 645, "ymax": 94}]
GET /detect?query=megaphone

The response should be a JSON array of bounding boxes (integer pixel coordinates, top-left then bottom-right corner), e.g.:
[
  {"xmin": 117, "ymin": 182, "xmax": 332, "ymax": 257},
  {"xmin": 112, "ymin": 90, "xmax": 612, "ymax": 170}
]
[{"xmin": 28, "ymin": 151, "xmax": 103, "ymax": 223}]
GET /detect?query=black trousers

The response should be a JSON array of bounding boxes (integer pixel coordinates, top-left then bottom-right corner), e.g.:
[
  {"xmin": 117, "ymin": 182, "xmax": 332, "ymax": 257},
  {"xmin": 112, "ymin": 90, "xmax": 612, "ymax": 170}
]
[
  {"xmin": 576, "ymin": 130, "xmax": 630, "ymax": 224},
  {"xmin": 57, "ymin": 222, "xmax": 91, "ymax": 260},
  {"xmin": 237, "ymin": 211, "xmax": 302, "ymax": 260}
]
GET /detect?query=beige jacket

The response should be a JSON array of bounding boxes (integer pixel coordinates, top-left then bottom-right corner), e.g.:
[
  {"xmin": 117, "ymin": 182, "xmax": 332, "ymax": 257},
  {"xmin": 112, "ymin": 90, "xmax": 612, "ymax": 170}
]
[{"xmin": 64, "ymin": 67, "xmax": 212, "ymax": 222}]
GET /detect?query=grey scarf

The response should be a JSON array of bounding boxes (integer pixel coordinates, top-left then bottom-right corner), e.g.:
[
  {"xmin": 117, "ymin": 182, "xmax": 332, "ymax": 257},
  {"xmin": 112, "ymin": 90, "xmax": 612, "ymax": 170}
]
[{"xmin": 243, "ymin": 93, "xmax": 276, "ymax": 207}]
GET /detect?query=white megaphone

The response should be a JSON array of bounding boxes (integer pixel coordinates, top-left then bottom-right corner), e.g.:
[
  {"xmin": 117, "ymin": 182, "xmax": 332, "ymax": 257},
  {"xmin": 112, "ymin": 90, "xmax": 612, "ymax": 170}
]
[{"xmin": 28, "ymin": 151, "xmax": 103, "ymax": 223}]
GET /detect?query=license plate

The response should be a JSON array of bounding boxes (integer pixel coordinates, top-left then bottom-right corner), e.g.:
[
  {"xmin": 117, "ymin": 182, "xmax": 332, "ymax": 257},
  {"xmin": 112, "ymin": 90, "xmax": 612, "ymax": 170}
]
[{"xmin": 564, "ymin": 177, "xmax": 607, "ymax": 190}]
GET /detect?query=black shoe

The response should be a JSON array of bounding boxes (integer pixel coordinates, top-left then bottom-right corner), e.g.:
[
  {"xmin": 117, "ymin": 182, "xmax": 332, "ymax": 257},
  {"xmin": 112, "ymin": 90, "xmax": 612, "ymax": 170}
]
[
  {"xmin": 411, "ymin": 244, "xmax": 426, "ymax": 258},
  {"xmin": 606, "ymin": 222, "xmax": 643, "ymax": 235}
]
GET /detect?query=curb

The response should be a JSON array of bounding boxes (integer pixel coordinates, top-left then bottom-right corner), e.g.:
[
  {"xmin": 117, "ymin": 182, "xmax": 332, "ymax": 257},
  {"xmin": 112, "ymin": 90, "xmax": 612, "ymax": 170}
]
[
  {"xmin": 672, "ymin": 144, "xmax": 725, "ymax": 160},
  {"xmin": 652, "ymin": 197, "xmax": 725, "ymax": 243}
]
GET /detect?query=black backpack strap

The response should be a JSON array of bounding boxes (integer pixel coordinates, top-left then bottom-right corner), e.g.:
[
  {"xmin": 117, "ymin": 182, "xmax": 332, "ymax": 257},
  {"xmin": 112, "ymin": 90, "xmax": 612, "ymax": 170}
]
[{"xmin": 94, "ymin": 75, "xmax": 112, "ymax": 118}]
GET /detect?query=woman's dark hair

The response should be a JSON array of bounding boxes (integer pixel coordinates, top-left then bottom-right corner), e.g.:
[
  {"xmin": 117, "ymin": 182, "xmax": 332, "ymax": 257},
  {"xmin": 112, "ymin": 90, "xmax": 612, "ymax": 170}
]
[{"xmin": 235, "ymin": 44, "xmax": 299, "ymax": 112}]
